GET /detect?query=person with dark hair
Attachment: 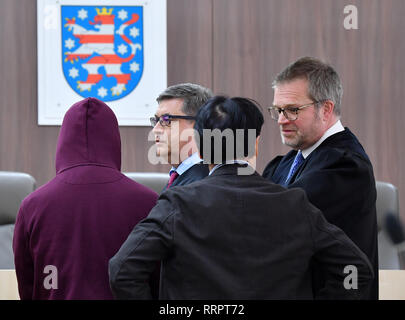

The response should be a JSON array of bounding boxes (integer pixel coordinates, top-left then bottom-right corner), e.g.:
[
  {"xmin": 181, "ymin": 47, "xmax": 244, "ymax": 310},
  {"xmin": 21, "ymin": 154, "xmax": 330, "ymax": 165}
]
[
  {"xmin": 109, "ymin": 96, "xmax": 373, "ymax": 300},
  {"xmin": 151, "ymin": 83, "xmax": 213, "ymax": 191},
  {"xmin": 13, "ymin": 98, "xmax": 158, "ymax": 299},
  {"xmin": 263, "ymin": 57, "xmax": 378, "ymax": 299},
  {"xmin": 194, "ymin": 96, "xmax": 263, "ymax": 167}
]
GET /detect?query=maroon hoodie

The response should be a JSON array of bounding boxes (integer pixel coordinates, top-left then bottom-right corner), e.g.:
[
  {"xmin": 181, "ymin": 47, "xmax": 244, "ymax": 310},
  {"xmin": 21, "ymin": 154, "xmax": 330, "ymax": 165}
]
[{"xmin": 13, "ymin": 98, "xmax": 158, "ymax": 299}]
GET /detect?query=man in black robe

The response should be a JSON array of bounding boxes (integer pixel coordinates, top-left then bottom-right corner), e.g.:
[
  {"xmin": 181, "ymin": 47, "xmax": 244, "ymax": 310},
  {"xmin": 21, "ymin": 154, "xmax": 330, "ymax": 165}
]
[{"xmin": 263, "ymin": 57, "xmax": 379, "ymax": 299}]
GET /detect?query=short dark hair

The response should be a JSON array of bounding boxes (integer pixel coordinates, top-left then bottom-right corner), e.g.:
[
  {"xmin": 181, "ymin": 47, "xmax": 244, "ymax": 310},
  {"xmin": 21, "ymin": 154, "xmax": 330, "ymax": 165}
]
[
  {"xmin": 156, "ymin": 83, "xmax": 213, "ymax": 116},
  {"xmin": 194, "ymin": 96, "xmax": 264, "ymax": 164},
  {"xmin": 273, "ymin": 57, "xmax": 343, "ymax": 116}
]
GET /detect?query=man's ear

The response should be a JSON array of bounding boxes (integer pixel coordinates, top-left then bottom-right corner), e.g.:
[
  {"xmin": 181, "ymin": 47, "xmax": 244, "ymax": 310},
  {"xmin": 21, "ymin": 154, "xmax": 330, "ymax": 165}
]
[
  {"xmin": 255, "ymin": 135, "xmax": 260, "ymax": 158},
  {"xmin": 243, "ymin": 135, "xmax": 260, "ymax": 174},
  {"xmin": 321, "ymin": 100, "xmax": 335, "ymax": 121}
]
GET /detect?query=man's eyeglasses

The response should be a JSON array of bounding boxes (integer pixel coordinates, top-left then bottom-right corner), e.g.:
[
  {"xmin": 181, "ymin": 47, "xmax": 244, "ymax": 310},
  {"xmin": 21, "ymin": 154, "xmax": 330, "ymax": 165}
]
[
  {"xmin": 267, "ymin": 101, "xmax": 324, "ymax": 121},
  {"xmin": 150, "ymin": 114, "xmax": 195, "ymax": 127}
]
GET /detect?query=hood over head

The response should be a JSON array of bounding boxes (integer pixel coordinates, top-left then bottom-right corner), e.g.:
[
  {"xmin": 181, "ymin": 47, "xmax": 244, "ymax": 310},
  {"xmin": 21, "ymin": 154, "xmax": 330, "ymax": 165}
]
[{"xmin": 55, "ymin": 97, "xmax": 121, "ymax": 173}]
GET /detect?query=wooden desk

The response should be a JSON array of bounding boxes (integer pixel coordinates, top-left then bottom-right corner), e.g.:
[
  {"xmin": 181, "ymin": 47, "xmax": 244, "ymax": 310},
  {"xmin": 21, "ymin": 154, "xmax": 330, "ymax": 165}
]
[
  {"xmin": 0, "ymin": 270, "xmax": 19, "ymax": 300},
  {"xmin": 0, "ymin": 269, "xmax": 404, "ymax": 300},
  {"xmin": 379, "ymin": 270, "xmax": 405, "ymax": 300}
]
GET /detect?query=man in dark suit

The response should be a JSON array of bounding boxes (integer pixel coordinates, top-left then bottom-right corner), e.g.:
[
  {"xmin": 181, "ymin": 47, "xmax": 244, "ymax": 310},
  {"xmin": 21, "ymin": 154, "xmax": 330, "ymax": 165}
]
[
  {"xmin": 262, "ymin": 57, "xmax": 378, "ymax": 299},
  {"xmin": 150, "ymin": 83, "xmax": 212, "ymax": 190},
  {"xmin": 109, "ymin": 96, "xmax": 374, "ymax": 300}
]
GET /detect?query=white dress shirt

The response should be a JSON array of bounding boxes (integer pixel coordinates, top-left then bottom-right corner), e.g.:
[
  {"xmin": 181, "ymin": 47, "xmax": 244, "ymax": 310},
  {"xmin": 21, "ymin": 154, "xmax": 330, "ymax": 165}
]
[{"xmin": 301, "ymin": 120, "xmax": 345, "ymax": 159}]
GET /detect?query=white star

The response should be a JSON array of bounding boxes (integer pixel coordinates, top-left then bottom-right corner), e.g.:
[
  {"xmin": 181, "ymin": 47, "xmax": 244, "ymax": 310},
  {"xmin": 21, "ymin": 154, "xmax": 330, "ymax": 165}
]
[
  {"xmin": 65, "ymin": 38, "xmax": 75, "ymax": 50},
  {"xmin": 69, "ymin": 67, "xmax": 79, "ymax": 78},
  {"xmin": 78, "ymin": 8, "xmax": 88, "ymax": 20},
  {"xmin": 111, "ymin": 84, "xmax": 126, "ymax": 96},
  {"xmin": 130, "ymin": 62, "xmax": 140, "ymax": 73},
  {"xmin": 117, "ymin": 44, "xmax": 128, "ymax": 55},
  {"xmin": 118, "ymin": 9, "xmax": 128, "ymax": 21},
  {"xmin": 129, "ymin": 27, "xmax": 140, "ymax": 38},
  {"xmin": 98, "ymin": 87, "xmax": 108, "ymax": 98}
]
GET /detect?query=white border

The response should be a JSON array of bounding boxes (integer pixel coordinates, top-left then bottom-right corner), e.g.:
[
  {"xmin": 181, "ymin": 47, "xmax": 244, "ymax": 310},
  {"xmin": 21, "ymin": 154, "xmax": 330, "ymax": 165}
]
[{"xmin": 37, "ymin": 0, "xmax": 167, "ymax": 126}]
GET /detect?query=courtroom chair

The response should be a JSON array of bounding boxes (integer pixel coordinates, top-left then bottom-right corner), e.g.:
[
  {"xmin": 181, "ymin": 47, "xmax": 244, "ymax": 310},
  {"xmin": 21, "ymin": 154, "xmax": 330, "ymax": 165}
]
[
  {"xmin": 0, "ymin": 171, "xmax": 36, "ymax": 269},
  {"xmin": 376, "ymin": 181, "xmax": 402, "ymax": 269},
  {"xmin": 124, "ymin": 172, "xmax": 168, "ymax": 194}
]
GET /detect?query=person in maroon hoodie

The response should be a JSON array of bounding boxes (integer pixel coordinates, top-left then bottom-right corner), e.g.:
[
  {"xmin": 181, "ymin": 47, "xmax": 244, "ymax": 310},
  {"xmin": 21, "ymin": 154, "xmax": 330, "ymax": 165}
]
[{"xmin": 12, "ymin": 97, "xmax": 158, "ymax": 299}]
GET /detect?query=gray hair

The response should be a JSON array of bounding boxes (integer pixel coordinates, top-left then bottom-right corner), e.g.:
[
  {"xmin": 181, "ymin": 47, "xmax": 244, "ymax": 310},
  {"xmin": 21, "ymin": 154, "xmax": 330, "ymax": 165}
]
[
  {"xmin": 272, "ymin": 57, "xmax": 343, "ymax": 116},
  {"xmin": 156, "ymin": 83, "xmax": 213, "ymax": 116}
]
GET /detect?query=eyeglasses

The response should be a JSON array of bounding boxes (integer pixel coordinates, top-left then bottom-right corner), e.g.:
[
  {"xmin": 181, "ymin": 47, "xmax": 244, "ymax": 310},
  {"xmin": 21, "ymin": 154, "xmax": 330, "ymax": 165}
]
[
  {"xmin": 267, "ymin": 101, "xmax": 324, "ymax": 121},
  {"xmin": 150, "ymin": 114, "xmax": 195, "ymax": 127}
]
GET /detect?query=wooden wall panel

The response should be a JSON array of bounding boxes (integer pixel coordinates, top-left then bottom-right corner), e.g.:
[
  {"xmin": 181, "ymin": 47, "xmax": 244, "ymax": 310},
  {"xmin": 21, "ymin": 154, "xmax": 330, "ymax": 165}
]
[
  {"xmin": 0, "ymin": 0, "xmax": 404, "ymax": 221},
  {"xmin": 166, "ymin": 0, "xmax": 213, "ymax": 87},
  {"xmin": 0, "ymin": 0, "xmax": 213, "ymax": 182},
  {"xmin": 212, "ymin": 0, "xmax": 405, "ymax": 220},
  {"xmin": 0, "ymin": 0, "xmax": 59, "ymax": 185}
]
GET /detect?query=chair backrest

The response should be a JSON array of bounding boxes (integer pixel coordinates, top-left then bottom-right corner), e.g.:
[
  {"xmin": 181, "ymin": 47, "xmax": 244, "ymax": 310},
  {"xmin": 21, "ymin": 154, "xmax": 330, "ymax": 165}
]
[
  {"xmin": 0, "ymin": 171, "xmax": 36, "ymax": 225},
  {"xmin": 0, "ymin": 270, "xmax": 19, "ymax": 300},
  {"xmin": 0, "ymin": 171, "xmax": 36, "ymax": 269},
  {"xmin": 123, "ymin": 172, "xmax": 168, "ymax": 194},
  {"xmin": 376, "ymin": 181, "xmax": 400, "ymax": 232},
  {"xmin": 376, "ymin": 181, "xmax": 401, "ymax": 269}
]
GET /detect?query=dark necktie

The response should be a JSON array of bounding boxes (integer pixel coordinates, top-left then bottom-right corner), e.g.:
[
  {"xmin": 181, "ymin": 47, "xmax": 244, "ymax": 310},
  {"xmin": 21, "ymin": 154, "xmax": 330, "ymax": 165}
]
[
  {"xmin": 284, "ymin": 151, "xmax": 304, "ymax": 185},
  {"xmin": 167, "ymin": 171, "xmax": 179, "ymax": 188}
]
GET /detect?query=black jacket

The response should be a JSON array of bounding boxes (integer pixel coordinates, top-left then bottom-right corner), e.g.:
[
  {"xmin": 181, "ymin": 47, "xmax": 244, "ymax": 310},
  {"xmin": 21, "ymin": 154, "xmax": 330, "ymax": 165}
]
[
  {"xmin": 162, "ymin": 163, "xmax": 209, "ymax": 192},
  {"xmin": 109, "ymin": 164, "xmax": 374, "ymax": 300},
  {"xmin": 262, "ymin": 128, "xmax": 379, "ymax": 299}
]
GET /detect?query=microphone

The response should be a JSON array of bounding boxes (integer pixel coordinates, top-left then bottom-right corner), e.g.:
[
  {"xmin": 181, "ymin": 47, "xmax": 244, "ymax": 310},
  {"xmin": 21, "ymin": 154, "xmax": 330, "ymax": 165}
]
[{"xmin": 384, "ymin": 212, "xmax": 405, "ymax": 269}]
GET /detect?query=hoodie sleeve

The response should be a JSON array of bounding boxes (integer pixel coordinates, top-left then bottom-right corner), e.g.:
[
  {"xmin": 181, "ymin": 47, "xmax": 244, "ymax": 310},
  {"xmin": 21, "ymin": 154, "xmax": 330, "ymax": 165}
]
[
  {"xmin": 12, "ymin": 203, "xmax": 34, "ymax": 300},
  {"xmin": 108, "ymin": 197, "xmax": 175, "ymax": 299},
  {"xmin": 305, "ymin": 200, "xmax": 374, "ymax": 299}
]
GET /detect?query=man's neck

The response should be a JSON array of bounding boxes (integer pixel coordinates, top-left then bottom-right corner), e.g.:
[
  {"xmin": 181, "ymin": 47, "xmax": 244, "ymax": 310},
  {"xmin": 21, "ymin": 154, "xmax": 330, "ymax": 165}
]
[
  {"xmin": 170, "ymin": 149, "xmax": 194, "ymax": 168},
  {"xmin": 170, "ymin": 152, "xmax": 202, "ymax": 175},
  {"xmin": 301, "ymin": 119, "xmax": 344, "ymax": 158}
]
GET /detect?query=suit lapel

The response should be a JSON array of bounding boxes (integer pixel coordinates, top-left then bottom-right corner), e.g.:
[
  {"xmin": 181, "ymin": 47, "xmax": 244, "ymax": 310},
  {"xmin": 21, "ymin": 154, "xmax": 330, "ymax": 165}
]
[{"xmin": 161, "ymin": 163, "xmax": 209, "ymax": 192}]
